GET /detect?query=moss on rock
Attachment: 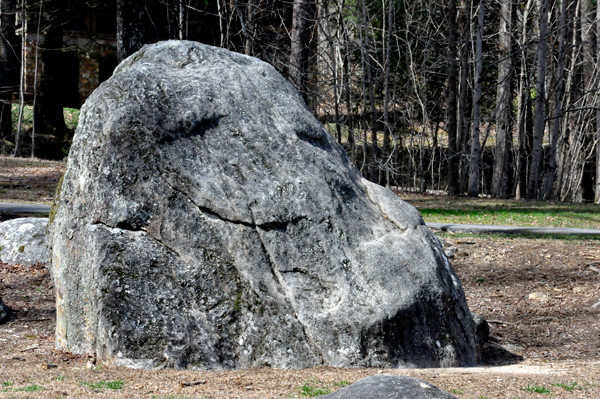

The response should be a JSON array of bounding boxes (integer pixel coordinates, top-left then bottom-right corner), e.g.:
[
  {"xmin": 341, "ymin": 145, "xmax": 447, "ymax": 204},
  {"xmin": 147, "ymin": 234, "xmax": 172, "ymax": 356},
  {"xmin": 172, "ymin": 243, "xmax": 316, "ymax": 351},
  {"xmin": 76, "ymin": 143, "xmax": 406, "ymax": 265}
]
[{"xmin": 47, "ymin": 173, "xmax": 65, "ymax": 233}]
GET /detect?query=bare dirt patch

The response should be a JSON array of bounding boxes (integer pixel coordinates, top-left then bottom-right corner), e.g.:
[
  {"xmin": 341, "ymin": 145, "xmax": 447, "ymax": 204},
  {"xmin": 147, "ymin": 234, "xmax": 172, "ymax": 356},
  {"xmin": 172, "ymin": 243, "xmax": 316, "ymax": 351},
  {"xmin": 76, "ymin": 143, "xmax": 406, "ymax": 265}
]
[
  {"xmin": 0, "ymin": 156, "xmax": 65, "ymax": 205},
  {"xmin": 449, "ymin": 235, "xmax": 600, "ymax": 362},
  {"xmin": 1, "ymin": 237, "xmax": 599, "ymax": 398}
]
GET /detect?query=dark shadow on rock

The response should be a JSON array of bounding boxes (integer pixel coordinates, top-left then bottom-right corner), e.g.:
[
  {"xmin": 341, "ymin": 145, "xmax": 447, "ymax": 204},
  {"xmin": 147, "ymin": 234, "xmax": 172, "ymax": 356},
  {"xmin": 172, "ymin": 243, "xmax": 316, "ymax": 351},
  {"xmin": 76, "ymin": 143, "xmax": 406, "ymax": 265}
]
[{"xmin": 0, "ymin": 297, "xmax": 12, "ymax": 324}]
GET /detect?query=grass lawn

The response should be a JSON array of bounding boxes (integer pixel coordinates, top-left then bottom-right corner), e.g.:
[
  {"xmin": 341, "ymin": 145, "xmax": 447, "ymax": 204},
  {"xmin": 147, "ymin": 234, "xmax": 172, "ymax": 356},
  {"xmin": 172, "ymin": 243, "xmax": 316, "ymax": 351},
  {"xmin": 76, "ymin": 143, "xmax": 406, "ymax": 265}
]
[{"xmin": 400, "ymin": 192, "xmax": 600, "ymax": 229}]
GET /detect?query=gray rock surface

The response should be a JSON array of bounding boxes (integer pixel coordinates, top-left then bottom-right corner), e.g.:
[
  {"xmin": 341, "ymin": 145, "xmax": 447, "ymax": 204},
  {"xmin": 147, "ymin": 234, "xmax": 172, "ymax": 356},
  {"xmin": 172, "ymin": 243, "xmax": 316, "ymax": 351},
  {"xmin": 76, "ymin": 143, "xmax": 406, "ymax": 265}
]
[
  {"xmin": 48, "ymin": 40, "xmax": 477, "ymax": 370},
  {"xmin": 320, "ymin": 374, "xmax": 459, "ymax": 399},
  {"xmin": 0, "ymin": 217, "xmax": 49, "ymax": 265}
]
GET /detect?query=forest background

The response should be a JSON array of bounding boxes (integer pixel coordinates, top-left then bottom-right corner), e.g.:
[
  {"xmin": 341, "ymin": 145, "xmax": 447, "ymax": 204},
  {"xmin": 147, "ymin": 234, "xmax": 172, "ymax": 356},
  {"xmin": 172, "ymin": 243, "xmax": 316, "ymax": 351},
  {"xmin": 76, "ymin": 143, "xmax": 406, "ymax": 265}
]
[{"xmin": 1, "ymin": 0, "xmax": 599, "ymax": 203}]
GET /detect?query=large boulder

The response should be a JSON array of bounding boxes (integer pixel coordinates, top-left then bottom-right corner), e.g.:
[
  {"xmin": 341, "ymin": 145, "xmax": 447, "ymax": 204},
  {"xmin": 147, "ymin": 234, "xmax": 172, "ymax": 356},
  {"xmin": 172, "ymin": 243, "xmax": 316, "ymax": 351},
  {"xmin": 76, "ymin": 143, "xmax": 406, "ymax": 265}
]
[
  {"xmin": 48, "ymin": 40, "xmax": 477, "ymax": 370},
  {"xmin": 0, "ymin": 217, "xmax": 49, "ymax": 265},
  {"xmin": 321, "ymin": 374, "xmax": 459, "ymax": 399}
]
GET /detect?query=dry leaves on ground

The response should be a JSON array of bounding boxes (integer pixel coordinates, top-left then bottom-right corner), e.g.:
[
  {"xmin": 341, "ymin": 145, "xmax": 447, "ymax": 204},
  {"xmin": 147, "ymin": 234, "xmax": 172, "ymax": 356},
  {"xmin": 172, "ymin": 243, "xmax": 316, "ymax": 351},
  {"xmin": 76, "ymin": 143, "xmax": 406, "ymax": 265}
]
[{"xmin": 0, "ymin": 156, "xmax": 65, "ymax": 204}]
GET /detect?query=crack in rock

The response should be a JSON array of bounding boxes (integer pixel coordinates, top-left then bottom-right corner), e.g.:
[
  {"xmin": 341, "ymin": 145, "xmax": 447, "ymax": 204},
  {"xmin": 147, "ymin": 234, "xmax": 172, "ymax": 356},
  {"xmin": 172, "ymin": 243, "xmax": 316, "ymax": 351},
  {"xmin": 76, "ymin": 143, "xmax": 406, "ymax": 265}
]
[
  {"xmin": 159, "ymin": 174, "xmax": 307, "ymax": 230},
  {"xmin": 254, "ymin": 226, "xmax": 326, "ymax": 365},
  {"xmin": 90, "ymin": 219, "xmax": 184, "ymax": 260}
]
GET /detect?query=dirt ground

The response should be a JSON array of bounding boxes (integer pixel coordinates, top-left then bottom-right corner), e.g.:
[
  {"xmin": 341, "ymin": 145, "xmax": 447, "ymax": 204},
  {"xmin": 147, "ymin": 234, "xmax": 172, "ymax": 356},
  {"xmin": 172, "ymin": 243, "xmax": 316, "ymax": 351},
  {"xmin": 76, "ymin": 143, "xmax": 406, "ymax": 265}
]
[
  {"xmin": 0, "ymin": 156, "xmax": 65, "ymax": 204},
  {"xmin": 1, "ymin": 236, "xmax": 599, "ymax": 399}
]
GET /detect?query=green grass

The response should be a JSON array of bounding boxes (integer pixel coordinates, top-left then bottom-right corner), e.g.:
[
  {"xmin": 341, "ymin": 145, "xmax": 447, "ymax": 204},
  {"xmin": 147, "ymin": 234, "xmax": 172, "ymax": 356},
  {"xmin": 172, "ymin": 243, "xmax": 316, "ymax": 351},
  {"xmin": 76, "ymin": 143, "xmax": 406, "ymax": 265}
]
[
  {"xmin": 300, "ymin": 383, "xmax": 332, "ymax": 397},
  {"xmin": 522, "ymin": 384, "xmax": 551, "ymax": 394},
  {"xmin": 19, "ymin": 384, "xmax": 44, "ymax": 392},
  {"xmin": 3, "ymin": 384, "xmax": 45, "ymax": 393},
  {"xmin": 403, "ymin": 194, "xmax": 600, "ymax": 229},
  {"xmin": 435, "ymin": 231, "xmax": 600, "ymax": 240},
  {"xmin": 419, "ymin": 207, "xmax": 600, "ymax": 229},
  {"xmin": 334, "ymin": 380, "xmax": 350, "ymax": 387},
  {"xmin": 293, "ymin": 379, "xmax": 351, "ymax": 397},
  {"xmin": 152, "ymin": 396, "xmax": 210, "ymax": 399},
  {"xmin": 81, "ymin": 380, "xmax": 124, "ymax": 391},
  {"xmin": 551, "ymin": 382, "xmax": 585, "ymax": 392}
]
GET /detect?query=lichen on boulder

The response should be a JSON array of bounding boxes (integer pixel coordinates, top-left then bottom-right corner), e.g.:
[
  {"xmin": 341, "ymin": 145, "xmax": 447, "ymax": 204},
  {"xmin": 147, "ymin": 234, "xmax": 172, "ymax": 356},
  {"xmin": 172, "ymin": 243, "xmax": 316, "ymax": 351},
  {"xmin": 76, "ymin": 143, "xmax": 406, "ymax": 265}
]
[{"xmin": 48, "ymin": 40, "xmax": 478, "ymax": 370}]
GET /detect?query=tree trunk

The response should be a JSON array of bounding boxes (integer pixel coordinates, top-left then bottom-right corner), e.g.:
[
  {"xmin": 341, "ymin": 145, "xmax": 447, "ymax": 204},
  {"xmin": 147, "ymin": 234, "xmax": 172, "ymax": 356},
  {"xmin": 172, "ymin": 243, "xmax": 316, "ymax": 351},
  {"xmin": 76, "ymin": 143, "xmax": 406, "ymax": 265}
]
[
  {"xmin": 361, "ymin": 0, "xmax": 378, "ymax": 183},
  {"xmin": 320, "ymin": 2, "xmax": 341, "ymax": 143},
  {"xmin": 0, "ymin": 0, "xmax": 19, "ymax": 155},
  {"xmin": 555, "ymin": 0, "xmax": 579, "ymax": 199},
  {"xmin": 290, "ymin": 0, "xmax": 313, "ymax": 101},
  {"xmin": 458, "ymin": 0, "xmax": 471, "ymax": 193},
  {"xmin": 117, "ymin": 0, "xmax": 147, "ymax": 62},
  {"xmin": 513, "ymin": 0, "xmax": 533, "ymax": 199},
  {"xmin": 596, "ymin": 2, "xmax": 600, "ymax": 203},
  {"xmin": 579, "ymin": 0, "xmax": 595, "ymax": 201},
  {"xmin": 340, "ymin": 13, "xmax": 354, "ymax": 162},
  {"xmin": 13, "ymin": 0, "xmax": 26, "ymax": 157},
  {"xmin": 468, "ymin": 0, "xmax": 484, "ymax": 197},
  {"xmin": 216, "ymin": 0, "xmax": 225, "ymax": 47},
  {"xmin": 244, "ymin": 0, "xmax": 255, "ymax": 55},
  {"xmin": 34, "ymin": 0, "xmax": 67, "ymax": 159},
  {"xmin": 527, "ymin": 0, "xmax": 549, "ymax": 199},
  {"xmin": 541, "ymin": 0, "xmax": 568, "ymax": 199},
  {"xmin": 358, "ymin": 2, "xmax": 369, "ymax": 179},
  {"xmin": 580, "ymin": 0, "xmax": 593, "ymax": 88},
  {"xmin": 491, "ymin": 0, "xmax": 513, "ymax": 198},
  {"xmin": 382, "ymin": 0, "xmax": 393, "ymax": 187},
  {"xmin": 178, "ymin": 0, "xmax": 185, "ymax": 40},
  {"xmin": 31, "ymin": 0, "xmax": 43, "ymax": 158},
  {"xmin": 447, "ymin": 0, "xmax": 459, "ymax": 195}
]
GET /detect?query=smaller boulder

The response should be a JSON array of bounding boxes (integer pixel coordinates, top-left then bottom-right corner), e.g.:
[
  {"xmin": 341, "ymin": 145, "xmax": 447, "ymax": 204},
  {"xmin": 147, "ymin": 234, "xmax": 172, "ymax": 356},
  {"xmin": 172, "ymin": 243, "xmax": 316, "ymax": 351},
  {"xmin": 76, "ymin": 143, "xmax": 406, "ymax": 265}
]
[
  {"xmin": 0, "ymin": 297, "xmax": 9, "ymax": 324},
  {"xmin": 0, "ymin": 218, "xmax": 49, "ymax": 265},
  {"xmin": 472, "ymin": 313, "xmax": 490, "ymax": 346},
  {"xmin": 320, "ymin": 375, "xmax": 459, "ymax": 399},
  {"xmin": 444, "ymin": 246, "xmax": 458, "ymax": 258}
]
